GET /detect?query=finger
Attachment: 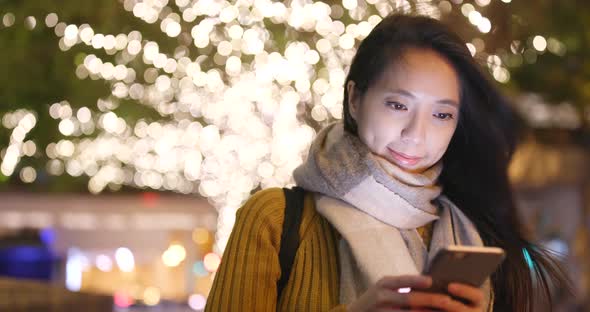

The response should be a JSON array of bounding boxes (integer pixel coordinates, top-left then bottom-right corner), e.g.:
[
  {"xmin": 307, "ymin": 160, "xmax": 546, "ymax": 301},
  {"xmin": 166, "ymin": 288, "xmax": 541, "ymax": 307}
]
[
  {"xmin": 447, "ymin": 283, "xmax": 485, "ymax": 306},
  {"xmin": 375, "ymin": 308, "xmax": 416, "ymax": 312},
  {"xmin": 376, "ymin": 290, "xmax": 451, "ymax": 309},
  {"xmin": 377, "ymin": 275, "xmax": 433, "ymax": 290},
  {"xmin": 402, "ymin": 292, "xmax": 452, "ymax": 309},
  {"xmin": 375, "ymin": 309, "xmax": 433, "ymax": 312},
  {"xmin": 431, "ymin": 298, "xmax": 473, "ymax": 312}
]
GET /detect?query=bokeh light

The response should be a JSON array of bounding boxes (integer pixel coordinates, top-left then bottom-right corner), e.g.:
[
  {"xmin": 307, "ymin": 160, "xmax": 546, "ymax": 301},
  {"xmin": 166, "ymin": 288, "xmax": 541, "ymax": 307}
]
[
  {"xmin": 19, "ymin": 166, "xmax": 37, "ymax": 183},
  {"xmin": 192, "ymin": 228, "xmax": 210, "ymax": 245},
  {"xmin": 533, "ymin": 35, "xmax": 548, "ymax": 52},
  {"xmin": 115, "ymin": 247, "xmax": 135, "ymax": 272},
  {"xmin": 192, "ymin": 261, "xmax": 209, "ymax": 277},
  {"xmin": 188, "ymin": 294, "xmax": 207, "ymax": 311},
  {"xmin": 114, "ymin": 291, "xmax": 134, "ymax": 308},
  {"xmin": 3, "ymin": 13, "xmax": 16, "ymax": 27},
  {"xmin": 95, "ymin": 254, "xmax": 113, "ymax": 272},
  {"xmin": 142, "ymin": 287, "xmax": 161, "ymax": 306},
  {"xmin": 203, "ymin": 252, "xmax": 221, "ymax": 273},
  {"xmin": 162, "ymin": 243, "xmax": 187, "ymax": 267}
]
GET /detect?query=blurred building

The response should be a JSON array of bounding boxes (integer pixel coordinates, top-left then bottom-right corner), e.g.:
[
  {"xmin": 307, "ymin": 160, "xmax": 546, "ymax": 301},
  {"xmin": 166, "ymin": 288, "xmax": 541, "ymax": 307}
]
[{"xmin": 0, "ymin": 192, "xmax": 217, "ymax": 311}]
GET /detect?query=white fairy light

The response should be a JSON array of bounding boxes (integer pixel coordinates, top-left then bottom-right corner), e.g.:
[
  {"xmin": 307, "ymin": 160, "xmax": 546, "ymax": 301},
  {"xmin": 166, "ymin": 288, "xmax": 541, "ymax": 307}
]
[
  {"xmin": 477, "ymin": 17, "xmax": 492, "ymax": 34},
  {"xmin": 1, "ymin": 110, "xmax": 37, "ymax": 176},
  {"xmin": 165, "ymin": 21, "xmax": 182, "ymax": 37},
  {"xmin": 127, "ymin": 40, "xmax": 142, "ymax": 55},
  {"xmin": 339, "ymin": 34, "xmax": 355, "ymax": 50},
  {"xmin": 468, "ymin": 11, "xmax": 482, "ymax": 25},
  {"xmin": 103, "ymin": 35, "xmax": 116, "ymax": 50},
  {"xmin": 533, "ymin": 35, "xmax": 548, "ymax": 52},
  {"xmin": 115, "ymin": 34, "xmax": 128, "ymax": 50},
  {"xmin": 64, "ymin": 24, "xmax": 78, "ymax": 40},
  {"xmin": 20, "ymin": 166, "xmax": 37, "ymax": 183},
  {"xmin": 547, "ymin": 37, "xmax": 566, "ymax": 56},
  {"xmin": 24, "ymin": 16, "xmax": 37, "ymax": 30},
  {"xmin": 22, "ymin": 140, "xmax": 37, "ymax": 157},
  {"xmin": 79, "ymin": 26, "xmax": 94, "ymax": 44},
  {"xmin": 343, "ymin": 0, "xmax": 359, "ymax": 10},
  {"xmin": 91, "ymin": 34, "xmax": 105, "ymax": 49},
  {"xmin": 466, "ymin": 43, "xmax": 476, "ymax": 56},
  {"xmin": 475, "ymin": 0, "xmax": 491, "ymax": 6},
  {"xmin": 45, "ymin": 13, "xmax": 58, "ymax": 28},
  {"xmin": 493, "ymin": 67, "xmax": 510, "ymax": 83},
  {"xmin": 59, "ymin": 119, "xmax": 76, "ymax": 136},
  {"xmin": 77, "ymin": 107, "xmax": 92, "ymax": 123},
  {"xmin": 114, "ymin": 65, "xmax": 128, "ymax": 81},
  {"xmin": 461, "ymin": 3, "xmax": 475, "ymax": 16}
]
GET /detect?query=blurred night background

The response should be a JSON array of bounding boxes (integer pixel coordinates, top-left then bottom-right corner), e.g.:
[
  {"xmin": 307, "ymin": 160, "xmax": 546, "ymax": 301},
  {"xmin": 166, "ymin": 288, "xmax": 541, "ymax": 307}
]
[{"xmin": 1, "ymin": 0, "xmax": 590, "ymax": 311}]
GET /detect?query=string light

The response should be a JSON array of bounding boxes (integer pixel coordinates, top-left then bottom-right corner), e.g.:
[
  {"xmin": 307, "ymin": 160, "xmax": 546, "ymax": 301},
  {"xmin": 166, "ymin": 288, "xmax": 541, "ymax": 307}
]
[{"xmin": 533, "ymin": 35, "xmax": 548, "ymax": 52}]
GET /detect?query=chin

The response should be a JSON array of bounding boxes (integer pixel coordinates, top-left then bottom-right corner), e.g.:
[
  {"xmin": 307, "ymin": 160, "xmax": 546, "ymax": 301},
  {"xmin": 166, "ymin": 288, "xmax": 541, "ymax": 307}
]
[{"xmin": 393, "ymin": 158, "xmax": 431, "ymax": 173}]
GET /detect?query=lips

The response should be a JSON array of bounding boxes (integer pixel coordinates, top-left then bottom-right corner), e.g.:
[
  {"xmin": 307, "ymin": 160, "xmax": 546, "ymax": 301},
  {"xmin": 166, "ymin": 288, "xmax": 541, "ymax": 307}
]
[{"xmin": 387, "ymin": 148, "xmax": 422, "ymax": 166}]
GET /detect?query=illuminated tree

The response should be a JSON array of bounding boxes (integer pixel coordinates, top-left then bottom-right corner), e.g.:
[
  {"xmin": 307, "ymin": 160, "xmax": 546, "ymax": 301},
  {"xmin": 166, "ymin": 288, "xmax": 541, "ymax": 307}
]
[{"xmin": 0, "ymin": 0, "xmax": 582, "ymax": 252}]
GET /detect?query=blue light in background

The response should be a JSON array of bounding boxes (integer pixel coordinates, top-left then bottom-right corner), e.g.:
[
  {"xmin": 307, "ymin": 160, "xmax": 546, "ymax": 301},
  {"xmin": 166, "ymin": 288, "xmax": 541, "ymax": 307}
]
[
  {"xmin": 40, "ymin": 228, "xmax": 56, "ymax": 246},
  {"xmin": 192, "ymin": 261, "xmax": 208, "ymax": 277}
]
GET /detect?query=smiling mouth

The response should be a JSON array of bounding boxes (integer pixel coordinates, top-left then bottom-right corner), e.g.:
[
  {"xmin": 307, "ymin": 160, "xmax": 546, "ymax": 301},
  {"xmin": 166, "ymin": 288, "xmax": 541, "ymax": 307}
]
[{"xmin": 387, "ymin": 148, "xmax": 422, "ymax": 166}]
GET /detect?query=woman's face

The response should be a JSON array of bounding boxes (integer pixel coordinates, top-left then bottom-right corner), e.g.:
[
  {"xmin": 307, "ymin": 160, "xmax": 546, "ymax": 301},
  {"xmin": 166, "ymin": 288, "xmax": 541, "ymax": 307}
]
[{"xmin": 348, "ymin": 48, "xmax": 460, "ymax": 173}]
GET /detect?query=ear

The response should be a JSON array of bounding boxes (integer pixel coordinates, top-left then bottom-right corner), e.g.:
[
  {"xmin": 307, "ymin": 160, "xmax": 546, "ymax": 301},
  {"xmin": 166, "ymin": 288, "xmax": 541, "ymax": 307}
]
[{"xmin": 347, "ymin": 80, "xmax": 360, "ymax": 121}]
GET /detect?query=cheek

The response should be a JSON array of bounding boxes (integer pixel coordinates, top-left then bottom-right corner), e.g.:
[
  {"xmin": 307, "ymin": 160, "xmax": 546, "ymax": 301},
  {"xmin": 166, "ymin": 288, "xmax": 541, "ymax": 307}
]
[
  {"xmin": 357, "ymin": 113, "xmax": 403, "ymax": 152},
  {"xmin": 427, "ymin": 126, "xmax": 456, "ymax": 160},
  {"xmin": 373, "ymin": 115, "xmax": 403, "ymax": 139}
]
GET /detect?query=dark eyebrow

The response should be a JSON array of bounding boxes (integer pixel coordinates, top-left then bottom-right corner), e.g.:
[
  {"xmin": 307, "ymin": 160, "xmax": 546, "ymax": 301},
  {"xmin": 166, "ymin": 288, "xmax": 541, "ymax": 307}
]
[{"xmin": 385, "ymin": 89, "xmax": 459, "ymax": 108}]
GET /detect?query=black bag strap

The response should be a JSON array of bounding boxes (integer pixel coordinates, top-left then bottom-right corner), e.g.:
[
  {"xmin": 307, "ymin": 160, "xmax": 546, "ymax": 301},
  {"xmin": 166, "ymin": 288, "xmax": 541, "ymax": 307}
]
[{"xmin": 277, "ymin": 187, "xmax": 305, "ymax": 300}]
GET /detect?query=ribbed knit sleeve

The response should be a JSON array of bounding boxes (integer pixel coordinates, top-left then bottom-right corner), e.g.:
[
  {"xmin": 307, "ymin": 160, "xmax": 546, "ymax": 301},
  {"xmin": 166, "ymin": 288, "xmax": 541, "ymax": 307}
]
[
  {"xmin": 205, "ymin": 188, "xmax": 285, "ymax": 312},
  {"xmin": 205, "ymin": 188, "xmax": 348, "ymax": 311}
]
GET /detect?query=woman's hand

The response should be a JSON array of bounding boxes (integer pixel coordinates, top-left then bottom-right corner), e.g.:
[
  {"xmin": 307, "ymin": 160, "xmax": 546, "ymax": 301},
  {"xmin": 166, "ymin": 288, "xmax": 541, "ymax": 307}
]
[
  {"xmin": 443, "ymin": 282, "xmax": 486, "ymax": 312},
  {"xmin": 346, "ymin": 275, "xmax": 486, "ymax": 312}
]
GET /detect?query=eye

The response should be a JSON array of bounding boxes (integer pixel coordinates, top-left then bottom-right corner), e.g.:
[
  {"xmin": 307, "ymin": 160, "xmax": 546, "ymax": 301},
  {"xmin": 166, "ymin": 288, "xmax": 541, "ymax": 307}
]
[
  {"xmin": 386, "ymin": 101, "xmax": 407, "ymax": 111},
  {"xmin": 434, "ymin": 113, "xmax": 454, "ymax": 120}
]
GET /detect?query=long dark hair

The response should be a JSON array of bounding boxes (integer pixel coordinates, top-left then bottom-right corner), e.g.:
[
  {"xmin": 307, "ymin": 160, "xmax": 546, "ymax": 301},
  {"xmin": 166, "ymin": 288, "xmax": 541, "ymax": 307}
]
[{"xmin": 343, "ymin": 14, "xmax": 571, "ymax": 311}]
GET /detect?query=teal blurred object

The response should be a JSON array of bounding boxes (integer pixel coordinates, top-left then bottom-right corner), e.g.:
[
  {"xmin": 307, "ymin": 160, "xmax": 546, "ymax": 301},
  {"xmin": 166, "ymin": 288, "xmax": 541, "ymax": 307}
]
[{"xmin": 523, "ymin": 247, "xmax": 535, "ymax": 269}]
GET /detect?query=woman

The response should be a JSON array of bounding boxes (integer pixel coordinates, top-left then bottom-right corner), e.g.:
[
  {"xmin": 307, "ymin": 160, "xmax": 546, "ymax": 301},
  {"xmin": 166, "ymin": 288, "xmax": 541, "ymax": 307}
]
[{"xmin": 205, "ymin": 14, "xmax": 569, "ymax": 311}]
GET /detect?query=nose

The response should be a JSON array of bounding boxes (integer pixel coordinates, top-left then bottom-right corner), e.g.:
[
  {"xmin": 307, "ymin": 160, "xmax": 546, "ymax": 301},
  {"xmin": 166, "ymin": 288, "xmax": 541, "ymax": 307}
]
[{"xmin": 400, "ymin": 112, "xmax": 426, "ymax": 145}]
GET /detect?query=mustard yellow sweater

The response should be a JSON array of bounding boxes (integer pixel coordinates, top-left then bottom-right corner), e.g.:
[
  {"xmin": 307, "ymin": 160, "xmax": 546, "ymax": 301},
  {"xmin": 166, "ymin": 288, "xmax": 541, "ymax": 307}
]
[{"xmin": 205, "ymin": 188, "xmax": 434, "ymax": 311}]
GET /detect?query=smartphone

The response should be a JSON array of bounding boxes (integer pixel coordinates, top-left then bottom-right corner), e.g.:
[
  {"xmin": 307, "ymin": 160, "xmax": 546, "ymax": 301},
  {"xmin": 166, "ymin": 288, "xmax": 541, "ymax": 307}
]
[{"xmin": 423, "ymin": 245, "xmax": 505, "ymax": 298}]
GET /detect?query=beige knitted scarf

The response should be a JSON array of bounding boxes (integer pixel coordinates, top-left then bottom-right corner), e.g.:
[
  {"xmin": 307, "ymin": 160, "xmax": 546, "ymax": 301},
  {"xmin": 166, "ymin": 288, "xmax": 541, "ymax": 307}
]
[{"xmin": 293, "ymin": 122, "xmax": 492, "ymax": 311}]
